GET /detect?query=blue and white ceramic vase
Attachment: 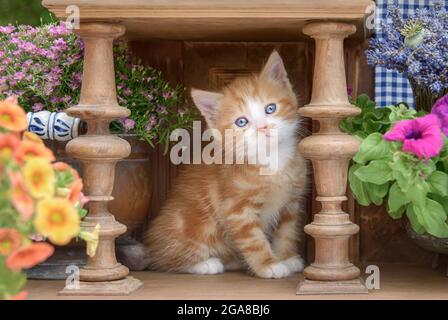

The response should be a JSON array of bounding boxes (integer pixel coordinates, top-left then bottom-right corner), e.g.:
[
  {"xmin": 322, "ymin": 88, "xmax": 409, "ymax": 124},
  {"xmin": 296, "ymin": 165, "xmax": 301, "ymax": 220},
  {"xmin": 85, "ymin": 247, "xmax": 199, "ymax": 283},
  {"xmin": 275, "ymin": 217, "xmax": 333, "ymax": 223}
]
[{"xmin": 27, "ymin": 111, "xmax": 81, "ymax": 141}]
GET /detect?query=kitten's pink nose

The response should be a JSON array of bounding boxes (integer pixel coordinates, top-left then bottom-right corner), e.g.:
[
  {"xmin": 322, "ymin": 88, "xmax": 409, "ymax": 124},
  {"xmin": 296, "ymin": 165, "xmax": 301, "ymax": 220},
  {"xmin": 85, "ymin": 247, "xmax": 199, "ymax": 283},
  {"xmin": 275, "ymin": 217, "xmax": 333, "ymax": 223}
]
[{"xmin": 257, "ymin": 124, "xmax": 270, "ymax": 137}]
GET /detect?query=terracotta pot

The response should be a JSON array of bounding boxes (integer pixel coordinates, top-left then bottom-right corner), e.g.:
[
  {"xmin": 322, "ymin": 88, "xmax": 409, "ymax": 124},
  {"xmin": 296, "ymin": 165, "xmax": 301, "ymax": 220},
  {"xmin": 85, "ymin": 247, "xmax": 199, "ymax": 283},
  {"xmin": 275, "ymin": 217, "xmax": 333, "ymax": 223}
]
[{"xmin": 45, "ymin": 134, "xmax": 153, "ymax": 236}]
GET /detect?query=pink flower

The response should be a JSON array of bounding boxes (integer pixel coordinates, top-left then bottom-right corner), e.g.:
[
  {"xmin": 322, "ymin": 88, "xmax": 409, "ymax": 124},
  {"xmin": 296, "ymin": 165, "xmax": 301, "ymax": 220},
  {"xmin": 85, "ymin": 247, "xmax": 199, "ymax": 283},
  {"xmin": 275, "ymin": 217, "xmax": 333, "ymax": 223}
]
[
  {"xmin": 53, "ymin": 38, "xmax": 68, "ymax": 52},
  {"xmin": 156, "ymin": 105, "xmax": 168, "ymax": 115},
  {"xmin": 123, "ymin": 88, "xmax": 132, "ymax": 96},
  {"xmin": 48, "ymin": 23, "xmax": 71, "ymax": 36},
  {"xmin": 0, "ymin": 26, "xmax": 15, "ymax": 34},
  {"xmin": 32, "ymin": 103, "xmax": 44, "ymax": 112},
  {"xmin": 79, "ymin": 192, "xmax": 89, "ymax": 208},
  {"xmin": 431, "ymin": 94, "xmax": 448, "ymax": 137},
  {"xmin": 347, "ymin": 86, "xmax": 353, "ymax": 96},
  {"xmin": 384, "ymin": 114, "xmax": 443, "ymax": 159},
  {"xmin": 120, "ymin": 118, "xmax": 135, "ymax": 131},
  {"xmin": 163, "ymin": 92, "xmax": 172, "ymax": 100},
  {"xmin": 145, "ymin": 115, "xmax": 158, "ymax": 131}
]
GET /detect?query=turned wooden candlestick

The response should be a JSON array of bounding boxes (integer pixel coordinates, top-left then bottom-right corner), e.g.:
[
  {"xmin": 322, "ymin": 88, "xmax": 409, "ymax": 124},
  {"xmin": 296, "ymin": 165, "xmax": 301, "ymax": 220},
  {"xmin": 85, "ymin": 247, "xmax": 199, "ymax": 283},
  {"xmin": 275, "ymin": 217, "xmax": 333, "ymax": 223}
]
[
  {"xmin": 297, "ymin": 22, "xmax": 368, "ymax": 294},
  {"xmin": 60, "ymin": 23, "xmax": 142, "ymax": 295}
]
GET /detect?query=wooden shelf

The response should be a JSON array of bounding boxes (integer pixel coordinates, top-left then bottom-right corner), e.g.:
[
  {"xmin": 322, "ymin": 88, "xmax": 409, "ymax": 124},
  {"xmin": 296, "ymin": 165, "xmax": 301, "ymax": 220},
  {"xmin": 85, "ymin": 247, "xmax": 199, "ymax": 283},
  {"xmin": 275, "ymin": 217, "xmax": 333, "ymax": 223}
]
[
  {"xmin": 43, "ymin": 0, "xmax": 374, "ymax": 40},
  {"xmin": 27, "ymin": 264, "xmax": 448, "ymax": 300}
]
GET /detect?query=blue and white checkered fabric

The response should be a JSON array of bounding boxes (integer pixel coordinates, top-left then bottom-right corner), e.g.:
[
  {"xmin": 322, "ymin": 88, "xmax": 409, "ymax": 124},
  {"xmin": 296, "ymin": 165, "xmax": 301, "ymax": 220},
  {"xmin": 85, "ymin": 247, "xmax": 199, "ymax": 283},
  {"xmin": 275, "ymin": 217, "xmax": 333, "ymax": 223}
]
[{"xmin": 374, "ymin": 0, "xmax": 442, "ymax": 108}]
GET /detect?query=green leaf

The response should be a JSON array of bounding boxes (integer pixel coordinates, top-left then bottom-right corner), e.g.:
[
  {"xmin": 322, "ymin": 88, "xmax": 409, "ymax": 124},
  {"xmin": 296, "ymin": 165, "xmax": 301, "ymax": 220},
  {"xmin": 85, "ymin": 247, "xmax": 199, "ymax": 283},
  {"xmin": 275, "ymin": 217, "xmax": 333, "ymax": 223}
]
[
  {"xmin": 406, "ymin": 203, "xmax": 426, "ymax": 234},
  {"xmin": 355, "ymin": 94, "xmax": 370, "ymax": 108},
  {"xmin": 427, "ymin": 171, "xmax": 448, "ymax": 197},
  {"xmin": 429, "ymin": 193, "xmax": 448, "ymax": 212},
  {"xmin": 387, "ymin": 103, "xmax": 417, "ymax": 122},
  {"xmin": 353, "ymin": 133, "xmax": 390, "ymax": 164},
  {"xmin": 389, "ymin": 205, "xmax": 405, "ymax": 219},
  {"xmin": 348, "ymin": 163, "xmax": 371, "ymax": 206},
  {"xmin": 388, "ymin": 182, "xmax": 409, "ymax": 213},
  {"xmin": 340, "ymin": 95, "xmax": 390, "ymax": 137},
  {"xmin": 412, "ymin": 199, "xmax": 448, "ymax": 238},
  {"xmin": 366, "ymin": 182, "xmax": 389, "ymax": 206},
  {"xmin": 354, "ymin": 160, "xmax": 393, "ymax": 185},
  {"xmin": 390, "ymin": 156, "xmax": 414, "ymax": 192},
  {"xmin": 55, "ymin": 170, "xmax": 75, "ymax": 189},
  {"xmin": 407, "ymin": 178, "xmax": 430, "ymax": 210},
  {"xmin": 0, "ymin": 257, "xmax": 26, "ymax": 297}
]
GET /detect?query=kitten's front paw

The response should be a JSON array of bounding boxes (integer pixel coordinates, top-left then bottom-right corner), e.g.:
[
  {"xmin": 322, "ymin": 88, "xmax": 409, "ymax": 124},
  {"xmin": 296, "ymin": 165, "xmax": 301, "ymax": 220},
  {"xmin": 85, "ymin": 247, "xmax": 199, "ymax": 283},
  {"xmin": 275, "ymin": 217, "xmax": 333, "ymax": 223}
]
[
  {"xmin": 282, "ymin": 256, "xmax": 304, "ymax": 273},
  {"xmin": 257, "ymin": 262, "xmax": 291, "ymax": 279},
  {"xmin": 188, "ymin": 257, "xmax": 225, "ymax": 275}
]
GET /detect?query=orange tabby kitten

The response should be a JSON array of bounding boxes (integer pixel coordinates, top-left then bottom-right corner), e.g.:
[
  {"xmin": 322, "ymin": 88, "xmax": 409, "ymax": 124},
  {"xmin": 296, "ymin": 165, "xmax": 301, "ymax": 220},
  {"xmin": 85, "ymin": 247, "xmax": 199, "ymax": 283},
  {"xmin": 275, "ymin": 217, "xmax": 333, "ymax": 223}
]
[{"xmin": 144, "ymin": 51, "xmax": 308, "ymax": 278}]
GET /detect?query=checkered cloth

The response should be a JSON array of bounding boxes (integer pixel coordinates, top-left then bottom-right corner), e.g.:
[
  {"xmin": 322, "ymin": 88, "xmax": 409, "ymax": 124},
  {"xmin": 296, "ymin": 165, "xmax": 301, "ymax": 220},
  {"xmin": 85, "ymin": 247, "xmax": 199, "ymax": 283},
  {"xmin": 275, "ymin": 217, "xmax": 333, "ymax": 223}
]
[{"xmin": 374, "ymin": 0, "xmax": 446, "ymax": 107}]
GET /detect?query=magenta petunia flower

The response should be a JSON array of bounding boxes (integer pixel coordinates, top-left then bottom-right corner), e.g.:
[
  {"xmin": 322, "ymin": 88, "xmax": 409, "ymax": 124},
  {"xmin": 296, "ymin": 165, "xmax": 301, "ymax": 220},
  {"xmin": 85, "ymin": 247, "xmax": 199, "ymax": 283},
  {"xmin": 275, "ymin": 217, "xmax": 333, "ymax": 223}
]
[
  {"xmin": 384, "ymin": 114, "xmax": 443, "ymax": 159},
  {"xmin": 431, "ymin": 94, "xmax": 448, "ymax": 137}
]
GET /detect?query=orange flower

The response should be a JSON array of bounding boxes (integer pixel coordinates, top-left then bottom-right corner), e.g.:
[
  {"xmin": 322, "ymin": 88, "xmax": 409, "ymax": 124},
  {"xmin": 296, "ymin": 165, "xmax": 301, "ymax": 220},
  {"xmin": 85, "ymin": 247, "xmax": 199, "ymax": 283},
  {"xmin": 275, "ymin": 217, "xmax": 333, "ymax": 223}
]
[
  {"xmin": 0, "ymin": 133, "xmax": 20, "ymax": 161},
  {"xmin": 0, "ymin": 228, "xmax": 21, "ymax": 256},
  {"xmin": 6, "ymin": 242, "xmax": 54, "ymax": 272},
  {"xmin": 69, "ymin": 178, "xmax": 83, "ymax": 204},
  {"xmin": 11, "ymin": 291, "xmax": 28, "ymax": 300},
  {"xmin": 14, "ymin": 140, "xmax": 55, "ymax": 163},
  {"xmin": 0, "ymin": 98, "xmax": 27, "ymax": 132},
  {"xmin": 23, "ymin": 131, "xmax": 44, "ymax": 145},
  {"xmin": 8, "ymin": 171, "xmax": 34, "ymax": 220},
  {"xmin": 22, "ymin": 158, "xmax": 55, "ymax": 199},
  {"xmin": 34, "ymin": 197, "xmax": 80, "ymax": 245}
]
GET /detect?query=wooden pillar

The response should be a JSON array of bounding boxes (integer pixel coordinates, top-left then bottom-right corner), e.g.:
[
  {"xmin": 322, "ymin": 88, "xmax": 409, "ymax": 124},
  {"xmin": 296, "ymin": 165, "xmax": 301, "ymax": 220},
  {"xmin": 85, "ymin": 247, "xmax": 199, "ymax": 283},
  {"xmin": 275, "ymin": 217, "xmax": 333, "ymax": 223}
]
[
  {"xmin": 60, "ymin": 23, "xmax": 142, "ymax": 295},
  {"xmin": 297, "ymin": 22, "xmax": 368, "ymax": 294}
]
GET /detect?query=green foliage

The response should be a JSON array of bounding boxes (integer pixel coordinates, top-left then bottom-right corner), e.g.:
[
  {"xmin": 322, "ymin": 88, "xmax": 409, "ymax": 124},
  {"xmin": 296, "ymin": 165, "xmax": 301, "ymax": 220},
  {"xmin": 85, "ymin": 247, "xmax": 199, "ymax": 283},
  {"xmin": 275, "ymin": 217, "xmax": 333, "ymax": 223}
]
[
  {"xmin": 0, "ymin": 257, "xmax": 26, "ymax": 300},
  {"xmin": 346, "ymin": 97, "xmax": 448, "ymax": 238},
  {"xmin": 340, "ymin": 94, "xmax": 391, "ymax": 138},
  {"xmin": 0, "ymin": 0, "xmax": 54, "ymax": 26},
  {"xmin": 0, "ymin": 22, "xmax": 198, "ymax": 152},
  {"xmin": 55, "ymin": 170, "xmax": 75, "ymax": 189},
  {"xmin": 340, "ymin": 94, "xmax": 424, "ymax": 139},
  {"xmin": 110, "ymin": 44, "xmax": 200, "ymax": 153},
  {"xmin": 352, "ymin": 133, "xmax": 391, "ymax": 164},
  {"xmin": 354, "ymin": 160, "xmax": 393, "ymax": 185}
]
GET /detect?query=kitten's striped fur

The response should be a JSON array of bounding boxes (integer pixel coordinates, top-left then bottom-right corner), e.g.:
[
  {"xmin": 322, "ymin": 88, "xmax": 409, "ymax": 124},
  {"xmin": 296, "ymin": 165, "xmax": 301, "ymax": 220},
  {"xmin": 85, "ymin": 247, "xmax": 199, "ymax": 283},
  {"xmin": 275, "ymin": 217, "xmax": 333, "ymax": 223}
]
[{"xmin": 144, "ymin": 51, "xmax": 308, "ymax": 278}]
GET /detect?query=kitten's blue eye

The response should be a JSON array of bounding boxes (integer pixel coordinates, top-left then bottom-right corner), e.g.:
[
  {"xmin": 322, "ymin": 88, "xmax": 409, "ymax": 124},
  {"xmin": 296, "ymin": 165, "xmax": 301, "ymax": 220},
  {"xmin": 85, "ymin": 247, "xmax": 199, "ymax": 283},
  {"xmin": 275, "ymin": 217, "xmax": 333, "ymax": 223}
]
[
  {"xmin": 265, "ymin": 103, "xmax": 277, "ymax": 114},
  {"xmin": 235, "ymin": 117, "xmax": 249, "ymax": 127}
]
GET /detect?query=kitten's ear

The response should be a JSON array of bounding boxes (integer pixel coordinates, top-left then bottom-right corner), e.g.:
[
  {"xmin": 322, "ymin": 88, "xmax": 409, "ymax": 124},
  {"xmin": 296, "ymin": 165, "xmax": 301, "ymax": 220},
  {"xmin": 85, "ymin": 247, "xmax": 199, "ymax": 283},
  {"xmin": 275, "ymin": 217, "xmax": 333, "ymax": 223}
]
[
  {"xmin": 260, "ymin": 50, "xmax": 290, "ymax": 86},
  {"xmin": 191, "ymin": 89, "xmax": 223, "ymax": 126}
]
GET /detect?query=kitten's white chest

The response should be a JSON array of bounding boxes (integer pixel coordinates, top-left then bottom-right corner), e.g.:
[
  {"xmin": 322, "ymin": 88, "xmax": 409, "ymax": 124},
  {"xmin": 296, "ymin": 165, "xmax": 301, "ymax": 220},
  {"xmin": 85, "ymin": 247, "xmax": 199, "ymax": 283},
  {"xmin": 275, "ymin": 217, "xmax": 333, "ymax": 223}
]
[{"xmin": 258, "ymin": 159, "xmax": 298, "ymax": 230}]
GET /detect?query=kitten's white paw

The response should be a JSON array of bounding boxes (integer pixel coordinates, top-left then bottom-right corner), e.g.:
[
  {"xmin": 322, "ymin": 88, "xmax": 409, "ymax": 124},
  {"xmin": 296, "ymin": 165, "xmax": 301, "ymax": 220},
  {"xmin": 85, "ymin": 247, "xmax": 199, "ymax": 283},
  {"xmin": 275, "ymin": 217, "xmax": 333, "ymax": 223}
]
[
  {"xmin": 258, "ymin": 262, "xmax": 291, "ymax": 279},
  {"xmin": 188, "ymin": 258, "xmax": 225, "ymax": 275},
  {"xmin": 282, "ymin": 256, "xmax": 304, "ymax": 273}
]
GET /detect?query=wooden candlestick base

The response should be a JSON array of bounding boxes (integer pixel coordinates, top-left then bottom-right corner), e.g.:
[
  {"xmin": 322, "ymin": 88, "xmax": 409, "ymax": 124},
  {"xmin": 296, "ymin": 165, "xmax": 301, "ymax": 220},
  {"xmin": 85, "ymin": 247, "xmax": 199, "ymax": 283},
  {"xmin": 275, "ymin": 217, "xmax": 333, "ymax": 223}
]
[
  {"xmin": 59, "ymin": 277, "xmax": 142, "ymax": 296},
  {"xmin": 296, "ymin": 22, "xmax": 368, "ymax": 295},
  {"xmin": 58, "ymin": 23, "xmax": 142, "ymax": 295},
  {"xmin": 297, "ymin": 278, "xmax": 367, "ymax": 295}
]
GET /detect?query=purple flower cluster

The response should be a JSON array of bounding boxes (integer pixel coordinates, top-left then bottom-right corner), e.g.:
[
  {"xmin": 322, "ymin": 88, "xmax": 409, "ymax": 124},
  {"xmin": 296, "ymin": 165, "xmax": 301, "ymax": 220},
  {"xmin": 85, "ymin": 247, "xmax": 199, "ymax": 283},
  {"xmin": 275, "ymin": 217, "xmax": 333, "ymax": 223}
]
[
  {"xmin": 365, "ymin": 0, "xmax": 448, "ymax": 94},
  {"xmin": 110, "ymin": 41, "xmax": 197, "ymax": 146},
  {"xmin": 0, "ymin": 22, "xmax": 197, "ymax": 149},
  {"xmin": 431, "ymin": 94, "xmax": 448, "ymax": 136},
  {"xmin": 0, "ymin": 22, "xmax": 83, "ymax": 112}
]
